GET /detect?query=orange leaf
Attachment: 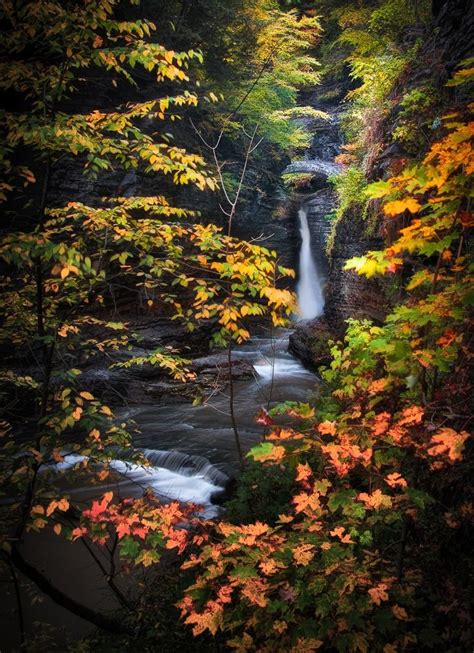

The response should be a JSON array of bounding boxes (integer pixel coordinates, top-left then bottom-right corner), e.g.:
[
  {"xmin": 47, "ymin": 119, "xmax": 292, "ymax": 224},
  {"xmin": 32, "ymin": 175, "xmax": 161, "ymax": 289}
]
[
  {"xmin": 89, "ymin": 428, "xmax": 101, "ymax": 441},
  {"xmin": 368, "ymin": 582, "xmax": 389, "ymax": 605},
  {"xmin": 295, "ymin": 462, "xmax": 312, "ymax": 483},
  {"xmin": 72, "ymin": 406, "xmax": 83, "ymax": 420},
  {"xmin": 427, "ymin": 428, "xmax": 469, "ymax": 463},
  {"xmin": 384, "ymin": 472, "xmax": 407, "ymax": 488},
  {"xmin": 293, "ymin": 543, "xmax": 315, "ymax": 566},
  {"xmin": 357, "ymin": 490, "xmax": 392, "ymax": 510},
  {"xmin": 392, "ymin": 605, "xmax": 408, "ymax": 620},
  {"xmin": 329, "ymin": 526, "xmax": 354, "ymax": 544},
  {"xmin": 317, "ymin": 420, "xmax": 336, "ymax": 435}
]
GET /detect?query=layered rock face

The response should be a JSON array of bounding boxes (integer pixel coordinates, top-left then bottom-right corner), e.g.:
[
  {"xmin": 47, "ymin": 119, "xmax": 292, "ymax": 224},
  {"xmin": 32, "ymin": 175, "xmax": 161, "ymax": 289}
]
[{"xmin": 323, "ymin": 209, "xmax": 388, "ymax": 329}]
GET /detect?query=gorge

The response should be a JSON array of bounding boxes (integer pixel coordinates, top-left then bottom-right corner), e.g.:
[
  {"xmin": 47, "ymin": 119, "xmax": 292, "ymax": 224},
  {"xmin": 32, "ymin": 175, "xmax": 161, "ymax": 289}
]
[{"xmin": 1, "ymin": 1, "xmax": 472, "ymax": 651}]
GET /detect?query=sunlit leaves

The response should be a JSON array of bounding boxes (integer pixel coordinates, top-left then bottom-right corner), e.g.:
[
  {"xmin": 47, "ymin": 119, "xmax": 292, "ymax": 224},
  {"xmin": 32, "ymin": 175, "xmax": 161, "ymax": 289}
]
[{"xmin": 383, "ymin": 198, "xmax": 422, "ymax": 216}]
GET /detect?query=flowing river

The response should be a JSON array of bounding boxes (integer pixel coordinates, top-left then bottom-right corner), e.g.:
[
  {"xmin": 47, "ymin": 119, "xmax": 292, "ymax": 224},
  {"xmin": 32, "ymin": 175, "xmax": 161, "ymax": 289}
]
[
  {"xmin": 72, "ymin": 201, "xmax": 327, "ymax": 517},
  {"xmin": 42, "ymin": 200, "xmax": 327, "ymax": 521}
]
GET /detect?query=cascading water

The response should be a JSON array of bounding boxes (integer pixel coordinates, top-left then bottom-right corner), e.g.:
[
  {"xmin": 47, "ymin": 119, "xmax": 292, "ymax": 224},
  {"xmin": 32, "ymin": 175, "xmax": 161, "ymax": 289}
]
[{"xmin": 296, "ymin": 204, "xmax": 324, "ymax": 320}]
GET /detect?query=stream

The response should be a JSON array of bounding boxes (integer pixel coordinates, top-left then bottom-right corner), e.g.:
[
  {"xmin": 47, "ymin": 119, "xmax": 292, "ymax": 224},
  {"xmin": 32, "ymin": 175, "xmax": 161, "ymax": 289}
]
[
  {"xmin": 41, "ymin": 195, "xmax": 327, "ymax": 522},
  {"xmin": 43, "ymin": 197, "xmax": 326, "ymax": 524},
  {"xmin": 64, "ymin": 197, "xmax": 326, "ymax": 518}
]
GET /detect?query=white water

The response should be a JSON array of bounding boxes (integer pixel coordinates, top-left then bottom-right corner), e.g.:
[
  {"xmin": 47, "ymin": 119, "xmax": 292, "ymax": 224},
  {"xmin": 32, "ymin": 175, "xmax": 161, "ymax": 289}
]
[
  {"xmin": 296, "ymin": 205, "xmax": 324, "ymax": 320},
  {"xmin": 47, "ymin": 451, "xmax": 224, "ymax": 518},
  {"xmin": 252, "ymin": 336, "xmax": 314, "ymax": 381}
]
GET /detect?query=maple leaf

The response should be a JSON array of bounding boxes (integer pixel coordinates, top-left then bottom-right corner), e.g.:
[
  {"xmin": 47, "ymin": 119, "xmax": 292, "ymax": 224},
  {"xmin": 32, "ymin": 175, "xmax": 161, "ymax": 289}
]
[
  {"xmin": 368, "ymin": 378, "xmax": 388, "ymax": 395},
  {"xmin": 329, "ymin": 526, "xmax": 354, "ymax": 544},
  {"xmin": 259, "ymin": 558, "xmax": 280, "ymax": 575},
  {"xmin": 384, "ymin": 472, "xmax": 407, "ymax": 489},
  {"xmin": 357, "ymin": 490, "xmax": 392, "ymax": 510},
  {"xmin": 295, "ymin": 462, "xmax": 312, "ymax": 483},
  {"xmin": 368, "ymin": 582, "xmax": 389, "ymax": 605},
  {"xmin": 293, "ymin": 543, "xmax": 316, "ymax": 565},
  {"xmin": 238, "ymin": 521, "xmax": 269, "ymax": 546},
  {"xmin": 277, "ymin": 513, "xmax": 294, "ymax": 524},
  {"xmin": 397, "ymin": 405, "xmax": 424, "ymax": 426},
  {"xmin": 250, "ymin": 443, "xmax": 285, "ymax": 463},
  {"xmin": 384, "ymin": 198, "xmax": 422, "ymax": 216},
  {"xmin": 86, "ymin": 491, "xmax": 113, "ymax": 520},
  {"xmin": 71, "ymin": 526, "xmax": 88, "ymax": 540},
  {"xmin": 115, "ymin": 520, "xmax": 132, "ymax": 539},
  {"xmin": 133, "ymin": 525, "xmax": 149, "ymax": 539},
  {"xmin": 293, "ymin": 491, "xmax": 321, "ymax": 515},
  {"xmin": 317, "ymin": 420, "xmax": 336, "ymax": 435},
  {"xmin": 372, "ymin": 412, "xmax": 391, "ymax": 436},
  {"xmin": 165, "ymin": 527, "xmax": 188, "ymax": 554},
  {"xmin": 137, "ymin": 549, "xmax": 160, "ymax": 567},
  {"xmin": 185, "ymin": 602, "xmax": 224, "ymax": 636},
  {"xmin": 241, "ymin": 579, "xmax": 268, "ymax": 607},
  {"xmin": 271, "ymin": 427, "xmax": 302, "ymax": 441},
  {"xmin": 427, "ymin": 428, "xmax": 469, "ymax": 463},
  {"xmin": 217, "ymin": 585, "xmax": 233, "ymax": 604}
]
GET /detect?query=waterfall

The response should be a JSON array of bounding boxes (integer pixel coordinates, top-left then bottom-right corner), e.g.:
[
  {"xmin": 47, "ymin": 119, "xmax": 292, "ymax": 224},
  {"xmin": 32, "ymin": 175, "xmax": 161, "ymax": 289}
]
[{"xmin": 296, "ymin": 205, "xmax": 324, "ymax": 320}]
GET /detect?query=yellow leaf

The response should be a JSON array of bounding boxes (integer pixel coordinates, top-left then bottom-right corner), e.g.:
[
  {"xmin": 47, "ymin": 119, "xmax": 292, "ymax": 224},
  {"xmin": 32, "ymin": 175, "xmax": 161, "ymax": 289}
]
[
  {"xmin": 53, "ymin": 523, "xmax": 62, "ymax": 535},
  {"xmin": 80, "ymin": 391, "xmax": 94, "ymax": 401},
  {"xmin": 384, "ymin": 199, "xmax": 422, "ymax": 216}
]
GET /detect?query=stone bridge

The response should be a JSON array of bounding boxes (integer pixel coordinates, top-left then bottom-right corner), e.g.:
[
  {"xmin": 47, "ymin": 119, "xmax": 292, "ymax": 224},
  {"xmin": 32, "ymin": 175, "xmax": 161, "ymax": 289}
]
[{"xmin": 283, "ymin": 158, "xmax": 343, "ymax": 178}]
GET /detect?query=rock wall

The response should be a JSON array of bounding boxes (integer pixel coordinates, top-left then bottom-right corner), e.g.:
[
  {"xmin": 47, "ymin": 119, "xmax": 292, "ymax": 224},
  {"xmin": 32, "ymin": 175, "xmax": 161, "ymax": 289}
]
[
  {"xmin": 289, "ymin": 0, "xmax": 473, "ymax": 368},
  {"xmin": 324, "ymin": 209, "xmax": 388, "ymax": 329}
]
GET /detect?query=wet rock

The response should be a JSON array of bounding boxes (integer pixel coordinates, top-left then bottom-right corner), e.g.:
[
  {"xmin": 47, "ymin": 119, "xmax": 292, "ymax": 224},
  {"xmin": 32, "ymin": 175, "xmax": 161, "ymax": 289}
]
[
  {"xmin": 192, "ymin": 354, "xmax": 255, "ymax": 382},
  {"xmin": 288, "ymin": 319, "xmax": 335, "ymax": 370}
]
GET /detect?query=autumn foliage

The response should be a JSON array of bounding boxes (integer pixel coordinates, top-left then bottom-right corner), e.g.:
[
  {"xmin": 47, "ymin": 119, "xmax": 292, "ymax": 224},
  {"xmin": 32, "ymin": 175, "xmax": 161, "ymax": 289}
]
[
  {"xmin": 0, "ymin": 1, "xmax": 472, "ymax": 651},
  {"xmin": 68, "ymin": 91, "xmax": 473, "ymax": 651}
]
